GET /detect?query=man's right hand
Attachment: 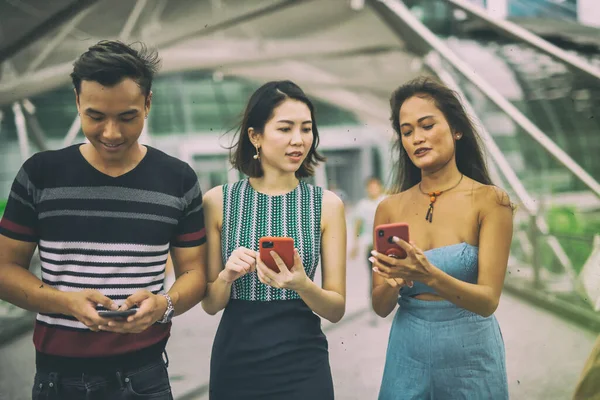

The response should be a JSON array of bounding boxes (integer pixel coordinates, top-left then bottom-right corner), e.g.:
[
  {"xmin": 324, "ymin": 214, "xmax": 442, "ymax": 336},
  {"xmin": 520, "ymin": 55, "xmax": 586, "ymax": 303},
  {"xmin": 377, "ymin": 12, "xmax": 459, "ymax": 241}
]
[{"xmin": 64, "ymin": 289, "xmax": 118, "ymax": 331}]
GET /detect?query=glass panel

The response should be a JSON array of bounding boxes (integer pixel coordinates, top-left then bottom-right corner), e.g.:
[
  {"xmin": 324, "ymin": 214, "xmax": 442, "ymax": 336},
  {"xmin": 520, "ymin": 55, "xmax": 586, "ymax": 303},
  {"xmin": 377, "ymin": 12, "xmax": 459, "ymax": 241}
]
[
  {"xmin": 443, "ymin": 62, "xmax": 599, "ymax": 311},
  {"xmin": 408, "ymin": 0, "xmax": 600, "ymax": 179}
]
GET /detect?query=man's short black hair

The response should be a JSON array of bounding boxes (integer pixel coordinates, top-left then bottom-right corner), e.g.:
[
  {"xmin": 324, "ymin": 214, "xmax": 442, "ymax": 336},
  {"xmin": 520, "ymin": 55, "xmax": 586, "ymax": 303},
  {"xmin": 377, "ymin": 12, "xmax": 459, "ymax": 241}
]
[{"xmin": 71, "ymin": 40, "xmax": 161, "ymax": 97}]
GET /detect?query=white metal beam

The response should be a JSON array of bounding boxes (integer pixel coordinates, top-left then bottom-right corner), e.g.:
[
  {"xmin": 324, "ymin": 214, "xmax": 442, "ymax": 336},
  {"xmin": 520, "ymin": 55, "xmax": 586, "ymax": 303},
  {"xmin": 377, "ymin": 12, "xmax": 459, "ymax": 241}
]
[
  {"xmin": 222, "ymin": 59, "xmax": 395, "ymax": 133},
  {"xmin": 0, "ymin": 1, "xmax": 307, "ymax": 106},
  {"xmin": 119, "ymin": 0, "xmax": 148, "ymax": 41},
  {"xmin": 12, "ymin": 102, "xmax": 30, "ymax": 161},
  {"xmin": 445, "ymin": 0, "xmax": 600, "ymax": 82},
  {"xmin": 62, "ymin": 114, "xmax": 82, "ymax": 147},
  {"xmin": 374, "ymin": 0, "xmax": 600, "ymax": 198},
  {"xmin": 0, "ymin": 31, "xmax": 403, "ymax": 105},
  {"xmin": 140, "ymin": 0, "xmax": 169, "ymax": 37},
  {"xmin": 26, "ymin": 5, "xmax": 96, "ymax": 73}
]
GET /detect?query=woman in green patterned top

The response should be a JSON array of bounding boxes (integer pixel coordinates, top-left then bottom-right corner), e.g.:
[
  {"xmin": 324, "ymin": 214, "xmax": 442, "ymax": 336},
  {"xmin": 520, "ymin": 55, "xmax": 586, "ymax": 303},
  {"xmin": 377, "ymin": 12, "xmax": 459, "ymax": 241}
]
[{"xmin": 201, "ymin": 80, "xmax": 347, "ymax": 399}]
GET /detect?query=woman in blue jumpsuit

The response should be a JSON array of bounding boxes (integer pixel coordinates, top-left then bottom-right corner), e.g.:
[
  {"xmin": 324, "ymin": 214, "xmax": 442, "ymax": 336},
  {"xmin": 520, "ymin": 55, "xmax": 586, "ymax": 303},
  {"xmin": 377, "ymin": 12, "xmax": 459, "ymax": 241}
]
[{"xmin": 371, "ymin": 77, "xmax": 512, "ymax": 399}]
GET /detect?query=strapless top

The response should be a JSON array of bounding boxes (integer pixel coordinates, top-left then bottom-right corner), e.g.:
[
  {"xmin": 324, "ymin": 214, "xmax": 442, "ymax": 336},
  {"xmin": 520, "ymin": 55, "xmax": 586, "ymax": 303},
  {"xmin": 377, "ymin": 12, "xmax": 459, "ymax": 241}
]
[{"xmin": 400, "ymin": 242, "xmax": 479, "ymax": 297}]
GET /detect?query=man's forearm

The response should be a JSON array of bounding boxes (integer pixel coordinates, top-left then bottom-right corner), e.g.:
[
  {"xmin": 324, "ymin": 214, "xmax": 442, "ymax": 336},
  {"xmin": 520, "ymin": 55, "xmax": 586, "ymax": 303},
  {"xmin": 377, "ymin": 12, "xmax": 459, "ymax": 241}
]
[
  {"xmin": 0, "ymin": 263, "xmax": 69, "ymax": 314},
  {"xmin": 168, "ymin": 269, "xmax": 206, "ymax": 316}
]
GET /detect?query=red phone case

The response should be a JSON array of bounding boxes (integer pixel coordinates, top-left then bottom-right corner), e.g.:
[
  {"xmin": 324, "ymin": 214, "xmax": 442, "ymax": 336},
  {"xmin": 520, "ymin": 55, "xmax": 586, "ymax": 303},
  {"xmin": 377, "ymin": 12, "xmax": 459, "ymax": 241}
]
[
  {"xmin": 374, "ymin": 223, "xmax": 410, "ymax": 259},
  {"xmin": 259, "ymin": 237, "xmax": 295, "ymax": 272}
]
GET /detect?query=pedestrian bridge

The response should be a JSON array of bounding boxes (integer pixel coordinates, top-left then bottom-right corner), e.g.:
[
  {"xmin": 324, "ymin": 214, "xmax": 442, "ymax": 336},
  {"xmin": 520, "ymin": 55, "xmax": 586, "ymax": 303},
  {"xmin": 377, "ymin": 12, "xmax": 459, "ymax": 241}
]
[{"xmin": 1, "ymin": 1, "xmax": 599, "ymax": 399}]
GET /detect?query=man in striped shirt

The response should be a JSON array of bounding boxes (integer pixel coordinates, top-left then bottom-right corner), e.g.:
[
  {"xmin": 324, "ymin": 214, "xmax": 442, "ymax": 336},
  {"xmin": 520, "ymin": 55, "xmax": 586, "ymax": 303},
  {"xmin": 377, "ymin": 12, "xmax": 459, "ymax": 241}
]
[{"xmin": 0, "ymin": 41, "xmax": 207, "ymax": 399}]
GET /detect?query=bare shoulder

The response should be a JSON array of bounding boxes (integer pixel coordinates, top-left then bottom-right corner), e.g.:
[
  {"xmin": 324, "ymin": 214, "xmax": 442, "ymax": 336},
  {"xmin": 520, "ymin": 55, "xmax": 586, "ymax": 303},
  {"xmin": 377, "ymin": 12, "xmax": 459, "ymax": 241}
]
[
  {"xmin": 378, "ymin": 190, "xmax": 409, "ymax": 211},
  {"xmin": 322, "ymin": 189, "xmax": 345, "ymax": 210},
  {"xmin": 321, "ymin": 190, "xmax": 345, "ymax": 232},
  {"xmin": 473, "ymin": 183, "xmax": 513, "ymax": 221},
  {"xmin": 203, "ymin": 185, "xmax": 223, "ymax": 207}
]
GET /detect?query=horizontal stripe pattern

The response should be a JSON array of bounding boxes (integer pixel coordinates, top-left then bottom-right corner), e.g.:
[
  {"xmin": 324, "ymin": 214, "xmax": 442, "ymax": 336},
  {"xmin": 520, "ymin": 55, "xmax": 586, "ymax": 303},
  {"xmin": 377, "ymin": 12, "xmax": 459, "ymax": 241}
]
[
  {"xmin": 9, "ymin": 190, "xmax": 35, "ymax": 210},
  {"xmin": 39, "ymin": 240, "xmax": 167, "ymax": 330},
  {"xmin": 0, "ymin": 218, "xmax": 35, "ymax": 236},
  {"xmin": 39, "ymin": 240, "xmax": 169, "ymax": 252},
  {"xmin": 40, "ymin": 252, "xmax": 167, "ymax": 264},
  {"xmin": 39, "ymin": 210, "xmax": 179, "ymax": 224},
  {"xmin": 1, "ymin": 145, "xmax": 205, "ymax": 356},
  {"xmin": 39, "ymin": 186, "xmax": 186, "ymax": 210},
  {"xmin": 15, "ymin": 167, "xmax": 41, "ymax": 205},
  {"xmin": 37, "ymin": 313, "xmax": 87, "ymax": 330}
]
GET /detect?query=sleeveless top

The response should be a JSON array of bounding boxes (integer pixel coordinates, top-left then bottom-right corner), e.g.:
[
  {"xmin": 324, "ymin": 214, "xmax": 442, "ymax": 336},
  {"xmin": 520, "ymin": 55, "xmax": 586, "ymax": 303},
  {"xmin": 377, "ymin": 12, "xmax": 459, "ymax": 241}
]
[
  {"xmin": 400, "ymin": 242, "xmax": 479, "ymax": 297},
  {"xmin": 221, "ymin": 179, "xmax": 323, "ymax": 301}
]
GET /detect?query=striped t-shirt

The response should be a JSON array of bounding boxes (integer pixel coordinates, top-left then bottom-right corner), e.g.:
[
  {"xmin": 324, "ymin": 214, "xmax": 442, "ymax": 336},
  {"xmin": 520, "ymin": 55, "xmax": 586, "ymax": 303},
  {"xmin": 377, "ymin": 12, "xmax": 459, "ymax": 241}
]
[{"xmin": 0, "ymin": 144, "xmax": 205, "ymax": 362}]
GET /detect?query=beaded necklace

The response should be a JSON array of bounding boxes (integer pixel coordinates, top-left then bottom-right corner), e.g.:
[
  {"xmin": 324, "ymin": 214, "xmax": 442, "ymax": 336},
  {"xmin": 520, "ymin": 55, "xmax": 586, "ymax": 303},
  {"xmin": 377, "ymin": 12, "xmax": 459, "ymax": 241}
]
[{"xmin": 419, "ymin": 174, "xmax": 464, "ymax": 223}]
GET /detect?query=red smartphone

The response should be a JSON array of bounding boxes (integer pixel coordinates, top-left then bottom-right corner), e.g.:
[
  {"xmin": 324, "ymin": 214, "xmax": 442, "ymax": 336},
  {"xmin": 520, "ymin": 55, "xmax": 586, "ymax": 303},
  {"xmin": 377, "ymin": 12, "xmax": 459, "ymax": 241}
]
[
  {"xmin": 259, "ymin": 237, "xmax": 295, "ymax": 272},
  {"xmin": 374, "ymin": 223, "xmax": 410, "ymax": 259}
]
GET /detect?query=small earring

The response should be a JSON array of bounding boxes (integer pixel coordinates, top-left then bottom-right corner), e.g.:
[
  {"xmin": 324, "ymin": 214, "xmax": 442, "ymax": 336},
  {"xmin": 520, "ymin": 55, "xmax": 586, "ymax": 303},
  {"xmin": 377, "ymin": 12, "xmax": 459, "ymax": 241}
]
[{"xmin": 253, "ymin": 147, "xmax": 260, "ymax": 160}]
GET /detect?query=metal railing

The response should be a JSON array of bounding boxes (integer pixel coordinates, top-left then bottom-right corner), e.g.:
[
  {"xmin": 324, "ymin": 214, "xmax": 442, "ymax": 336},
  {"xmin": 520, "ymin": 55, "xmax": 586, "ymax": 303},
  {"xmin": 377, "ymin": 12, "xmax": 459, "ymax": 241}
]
[
  {"xmin": 368, "ymin": 0, "xmax": 600, "ymax": 316},
  {"xmin": 445, "ymin": 0, "xmax": 600, "ymax": 84},
  {"xmin": 368, "ymin": 0, "xmax": 600, "ymax": 199},
  {"xmin": 426, "ymin": 53, "xmax": 581, "ymax": 292}
]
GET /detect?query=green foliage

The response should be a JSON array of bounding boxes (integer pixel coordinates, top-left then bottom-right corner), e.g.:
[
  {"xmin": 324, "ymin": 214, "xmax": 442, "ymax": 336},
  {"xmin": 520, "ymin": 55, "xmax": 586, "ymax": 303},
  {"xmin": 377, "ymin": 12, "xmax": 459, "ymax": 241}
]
[
  {"xmin": 0, "ymin": 199, "xmax": 6, "ymax": 217},
  {"xmin": 545, "ymin": 206, "xmax": 597, "ymax": 274}
]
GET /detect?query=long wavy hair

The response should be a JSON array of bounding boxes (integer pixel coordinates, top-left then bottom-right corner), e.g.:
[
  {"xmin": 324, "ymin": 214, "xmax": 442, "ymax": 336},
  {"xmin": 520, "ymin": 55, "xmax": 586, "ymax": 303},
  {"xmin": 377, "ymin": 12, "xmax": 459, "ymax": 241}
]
[{"xmin": 389, "ymin": 76, "xmax": 492, "ymax": 192}]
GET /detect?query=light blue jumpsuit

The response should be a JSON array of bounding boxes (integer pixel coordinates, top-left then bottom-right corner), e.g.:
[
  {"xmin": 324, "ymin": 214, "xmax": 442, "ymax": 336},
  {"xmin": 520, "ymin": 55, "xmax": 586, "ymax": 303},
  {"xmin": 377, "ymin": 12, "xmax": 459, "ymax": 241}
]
[{"xmin": 378, "ymin": 243, "xmax": 508, "ymax": 400}]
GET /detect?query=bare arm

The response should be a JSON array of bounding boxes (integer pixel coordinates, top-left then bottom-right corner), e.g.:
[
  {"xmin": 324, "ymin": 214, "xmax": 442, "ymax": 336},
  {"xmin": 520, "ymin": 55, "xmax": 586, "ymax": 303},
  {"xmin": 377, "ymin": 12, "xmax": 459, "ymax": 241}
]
[
  {"xmin": 200, "ymin": 186, "xmax": 232, "ymax": 315},
  {"xmin": 0, "ymin": 236, "xmax": 71, "ymax": 313},
  {"xmin": 296, "ymin": 190, "xmax": 346, "ymax": 323},
  {"xmin": 168, "ymin": 243, "xmax": 207, "ymax": 316},
  {"xmin": 425, "ymin": 187, "xmax": 513, "ymax": 317},
  {"xmin": 371, "ymin": 198, "xmax": 402, "ymax": 317},
  {"xmin": 0, "ymin": 235, "xmax": 117, "ymax": 331}
]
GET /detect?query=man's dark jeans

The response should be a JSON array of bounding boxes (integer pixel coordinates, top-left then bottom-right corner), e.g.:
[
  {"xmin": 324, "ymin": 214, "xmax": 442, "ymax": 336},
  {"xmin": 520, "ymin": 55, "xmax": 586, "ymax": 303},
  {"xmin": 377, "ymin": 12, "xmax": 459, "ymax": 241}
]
[{"xmin": 31, "ymin": 357, "xmax": 173, "ymax": 399}]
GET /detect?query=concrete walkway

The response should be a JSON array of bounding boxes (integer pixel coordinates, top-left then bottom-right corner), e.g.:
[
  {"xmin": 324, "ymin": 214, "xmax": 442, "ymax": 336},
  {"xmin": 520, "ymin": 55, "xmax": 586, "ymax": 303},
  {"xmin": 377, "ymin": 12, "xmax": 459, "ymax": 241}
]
[{"xmin": 0, "ymin": 255, "xmax": 596, "ymax": 400}]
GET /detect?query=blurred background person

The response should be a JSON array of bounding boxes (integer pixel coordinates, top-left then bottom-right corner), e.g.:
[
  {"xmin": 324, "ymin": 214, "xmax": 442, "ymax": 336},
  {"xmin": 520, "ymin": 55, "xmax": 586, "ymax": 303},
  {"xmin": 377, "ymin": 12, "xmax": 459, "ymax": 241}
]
[{"xmin": 350, "ymin": 176, "xmax": 386, "ymax": 324}]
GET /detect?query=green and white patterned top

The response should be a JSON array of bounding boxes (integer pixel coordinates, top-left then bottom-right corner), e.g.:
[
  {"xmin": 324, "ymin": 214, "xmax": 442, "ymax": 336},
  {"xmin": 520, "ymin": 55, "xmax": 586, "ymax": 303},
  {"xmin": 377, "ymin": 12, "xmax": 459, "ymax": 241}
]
[{"xmin": 222, "ymin": 179, "xmax": 323, "ymax": 301}]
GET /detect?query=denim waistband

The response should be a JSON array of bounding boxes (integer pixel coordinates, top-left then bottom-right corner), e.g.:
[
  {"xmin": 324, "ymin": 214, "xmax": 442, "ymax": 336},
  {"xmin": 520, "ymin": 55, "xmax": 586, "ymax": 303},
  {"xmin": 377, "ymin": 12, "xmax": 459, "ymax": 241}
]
[{"xmin": 36, "ymin": 338, "xmax": 168, "ymax": 376}]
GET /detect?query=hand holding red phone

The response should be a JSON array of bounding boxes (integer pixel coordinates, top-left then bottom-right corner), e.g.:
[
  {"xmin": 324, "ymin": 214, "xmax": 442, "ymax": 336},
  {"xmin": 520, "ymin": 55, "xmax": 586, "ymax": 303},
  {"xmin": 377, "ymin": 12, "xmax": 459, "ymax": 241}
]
[
  {"xmin": 218, "ymin": 247, "xmax": 257, "ymax": 284},
  {"xmin": 256, "ymin": 248, "xmax": 309, "ymax": 292},
  {"xmin": 370, "ymin": 237, "xmax": 433, "ymax": 283}
]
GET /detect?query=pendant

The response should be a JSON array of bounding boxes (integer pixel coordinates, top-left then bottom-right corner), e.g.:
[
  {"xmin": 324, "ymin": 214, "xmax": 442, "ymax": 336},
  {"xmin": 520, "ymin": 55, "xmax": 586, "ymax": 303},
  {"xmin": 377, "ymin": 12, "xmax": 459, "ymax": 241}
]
[{"xmin": 425, "ymin": 192, "xmax": 440, "ymax": 223}]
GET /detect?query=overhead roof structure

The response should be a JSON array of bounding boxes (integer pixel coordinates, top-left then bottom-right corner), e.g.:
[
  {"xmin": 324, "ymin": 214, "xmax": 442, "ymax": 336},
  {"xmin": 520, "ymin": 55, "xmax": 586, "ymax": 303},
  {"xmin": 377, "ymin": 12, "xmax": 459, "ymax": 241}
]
[
  {"xmin": 0, "ymin": 0, "xmax": 430, "ymax": 132},
  {"xmin": 0, "ymin": 0, "xmax": 99, "ymax": 64}
]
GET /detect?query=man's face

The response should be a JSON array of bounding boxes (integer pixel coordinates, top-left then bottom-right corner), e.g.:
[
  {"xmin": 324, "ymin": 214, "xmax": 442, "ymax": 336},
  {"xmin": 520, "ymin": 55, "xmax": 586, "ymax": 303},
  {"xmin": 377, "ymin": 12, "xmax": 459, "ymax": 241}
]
[{"xmin": 76, "ymin": 78, "xmax": 151, "ymax": 163}]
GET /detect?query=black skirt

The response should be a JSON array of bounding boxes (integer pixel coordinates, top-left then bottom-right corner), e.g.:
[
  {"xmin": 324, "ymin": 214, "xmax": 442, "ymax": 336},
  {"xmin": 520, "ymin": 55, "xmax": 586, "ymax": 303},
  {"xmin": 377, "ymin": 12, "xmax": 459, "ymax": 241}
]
[{"xmin": 209, "ymin": 299, "xmax": 334, "ymax": 400}]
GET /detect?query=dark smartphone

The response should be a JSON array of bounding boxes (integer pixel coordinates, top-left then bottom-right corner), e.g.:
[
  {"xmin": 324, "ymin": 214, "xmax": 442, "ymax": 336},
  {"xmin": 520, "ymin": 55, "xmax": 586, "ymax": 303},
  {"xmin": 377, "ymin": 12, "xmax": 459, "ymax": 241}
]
[
  {"xmin": 98, "ymin": 309, "xmax": 137, "ymax": 319},
  {"xmin": 259, "ymin": 237, "xmax": 295, "ymax": 272},
  {"xmin": 374, "ymin": 223, "xmax": 410, "ymax": 259}
]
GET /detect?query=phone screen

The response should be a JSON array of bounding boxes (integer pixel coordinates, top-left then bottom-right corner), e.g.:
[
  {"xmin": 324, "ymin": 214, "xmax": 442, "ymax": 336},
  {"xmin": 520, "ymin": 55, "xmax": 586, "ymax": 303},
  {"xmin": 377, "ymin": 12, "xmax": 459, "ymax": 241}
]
[{"xmin": 98, "ymin": 309, "xmax": 137, "ymax": 319}]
